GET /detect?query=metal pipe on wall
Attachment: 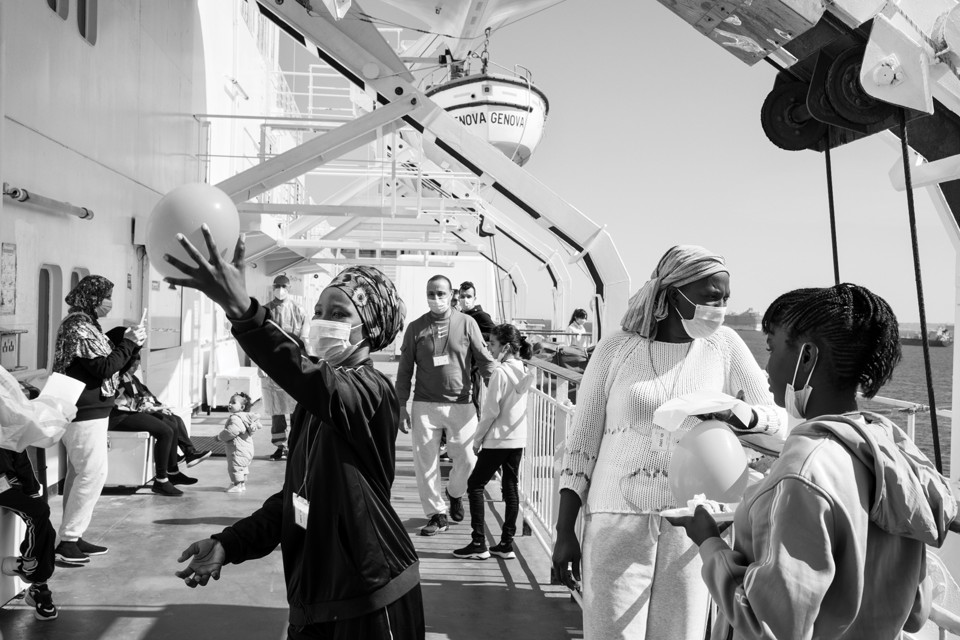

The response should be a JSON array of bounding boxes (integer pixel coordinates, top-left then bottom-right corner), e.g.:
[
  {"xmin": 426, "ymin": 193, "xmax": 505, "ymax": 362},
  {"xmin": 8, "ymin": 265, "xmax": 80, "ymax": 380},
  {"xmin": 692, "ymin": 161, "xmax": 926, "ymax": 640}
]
[{"xmin": 2, "ymin": 182, "xmax": 94, "ymax": 220}]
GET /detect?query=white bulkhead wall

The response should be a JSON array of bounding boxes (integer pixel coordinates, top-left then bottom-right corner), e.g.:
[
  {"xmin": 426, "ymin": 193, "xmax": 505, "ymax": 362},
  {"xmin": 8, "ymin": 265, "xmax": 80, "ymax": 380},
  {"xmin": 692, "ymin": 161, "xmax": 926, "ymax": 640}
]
[{"xmin": 1, "ymin": 1, "xmax": 206, "ymax": 407}]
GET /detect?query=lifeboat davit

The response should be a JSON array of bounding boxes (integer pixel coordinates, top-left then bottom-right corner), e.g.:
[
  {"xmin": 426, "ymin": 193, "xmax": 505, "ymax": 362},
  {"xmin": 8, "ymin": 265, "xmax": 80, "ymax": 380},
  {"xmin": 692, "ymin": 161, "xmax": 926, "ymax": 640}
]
[{"xmin": 427, "ymin": 73, "xmax": 549, "ymax": 166}]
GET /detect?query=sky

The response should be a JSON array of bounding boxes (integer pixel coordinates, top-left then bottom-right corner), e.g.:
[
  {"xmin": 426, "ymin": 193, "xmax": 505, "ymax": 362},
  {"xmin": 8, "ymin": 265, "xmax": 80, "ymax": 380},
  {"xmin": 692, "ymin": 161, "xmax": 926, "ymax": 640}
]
[{"xmin": 357, "ymin": 0, "xmax": 958, "ymax": 325}]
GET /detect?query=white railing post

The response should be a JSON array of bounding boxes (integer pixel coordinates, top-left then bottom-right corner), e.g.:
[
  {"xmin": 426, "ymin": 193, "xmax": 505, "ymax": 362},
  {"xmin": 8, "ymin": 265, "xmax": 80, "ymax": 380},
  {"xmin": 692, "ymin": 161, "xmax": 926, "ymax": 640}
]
[{"xmin": 553, "ymin": 379, "xmax": 569, "ymax": 531}]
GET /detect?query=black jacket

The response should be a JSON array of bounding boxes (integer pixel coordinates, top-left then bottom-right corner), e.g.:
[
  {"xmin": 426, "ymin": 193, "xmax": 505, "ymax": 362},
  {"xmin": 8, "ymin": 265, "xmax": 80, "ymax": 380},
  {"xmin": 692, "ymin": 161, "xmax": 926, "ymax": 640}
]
[
  {"xmin": 0, "ymin": 449, "xmax": 41, "ymax": 496},
  {"xmin": 463, "ymin": 305, "xmax": 495, "ymax": 341},
  {"xmin": 212, "ymin": 299, "xmax": 419, "ymax": 625},
  {"xmin": 63, "ymin": 338, "xmax": 139, "ymax": 421}
]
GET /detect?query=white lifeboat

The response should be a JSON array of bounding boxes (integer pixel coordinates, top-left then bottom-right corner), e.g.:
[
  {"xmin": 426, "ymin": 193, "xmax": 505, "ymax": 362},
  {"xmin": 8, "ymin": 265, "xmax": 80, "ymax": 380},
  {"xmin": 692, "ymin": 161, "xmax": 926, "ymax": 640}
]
[{"xmin": 426, "ymin": 73, "xmax": 549, "ymax": 166}]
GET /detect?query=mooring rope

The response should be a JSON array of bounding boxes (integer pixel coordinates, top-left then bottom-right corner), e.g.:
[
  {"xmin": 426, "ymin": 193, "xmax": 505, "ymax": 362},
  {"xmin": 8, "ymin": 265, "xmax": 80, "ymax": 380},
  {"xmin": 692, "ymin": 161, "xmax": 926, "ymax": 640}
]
[
  {"xmin": 899, "ymin": 109, "xmax": 943, "ymax": 473},
  {"xmin": 824, "ymin": 132, "xmax": 841, "ymax": 286}
]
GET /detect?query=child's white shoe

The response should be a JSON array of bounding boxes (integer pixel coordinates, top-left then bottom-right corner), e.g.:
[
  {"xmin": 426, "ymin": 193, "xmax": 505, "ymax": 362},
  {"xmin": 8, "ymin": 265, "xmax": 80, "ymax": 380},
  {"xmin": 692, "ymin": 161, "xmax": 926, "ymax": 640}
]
[{"xmin": 225, "ymin": 482, "xmax": 246, "ymax": 493}]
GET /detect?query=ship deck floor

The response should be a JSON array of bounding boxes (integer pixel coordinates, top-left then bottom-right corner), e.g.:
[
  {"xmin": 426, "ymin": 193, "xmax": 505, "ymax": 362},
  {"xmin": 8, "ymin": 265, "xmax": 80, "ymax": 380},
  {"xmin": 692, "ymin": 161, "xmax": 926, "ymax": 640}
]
[{"xmin": 0, "ymin": 364, "xmax": 583, "ymax": 639}]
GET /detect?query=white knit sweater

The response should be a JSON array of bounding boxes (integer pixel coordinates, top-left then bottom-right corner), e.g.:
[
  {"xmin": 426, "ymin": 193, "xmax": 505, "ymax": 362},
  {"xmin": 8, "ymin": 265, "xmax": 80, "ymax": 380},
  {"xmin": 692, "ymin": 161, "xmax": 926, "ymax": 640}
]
[{"xmin": 559, "ymin": 327, "xmax": 785, "ymax": 515}]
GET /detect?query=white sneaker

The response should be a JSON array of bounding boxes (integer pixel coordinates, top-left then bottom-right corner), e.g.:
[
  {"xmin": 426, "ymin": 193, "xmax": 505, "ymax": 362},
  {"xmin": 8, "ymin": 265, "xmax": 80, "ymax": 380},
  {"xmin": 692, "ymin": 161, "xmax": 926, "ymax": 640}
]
[{"xmin": 225, "ymin": 482, "xmax": 246, "ymax": 493}]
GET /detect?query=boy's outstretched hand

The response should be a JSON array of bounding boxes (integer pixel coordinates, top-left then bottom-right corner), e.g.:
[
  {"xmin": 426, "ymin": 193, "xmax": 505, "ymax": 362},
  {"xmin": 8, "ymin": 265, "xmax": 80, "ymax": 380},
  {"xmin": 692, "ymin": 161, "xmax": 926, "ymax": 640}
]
[
  {"xmin": 163, "ymin": 224, "xmax": 252, "ymax": 319},
  {"xmin": 176, "ymin": 539, "xmax": 226, "ymax": 588}
]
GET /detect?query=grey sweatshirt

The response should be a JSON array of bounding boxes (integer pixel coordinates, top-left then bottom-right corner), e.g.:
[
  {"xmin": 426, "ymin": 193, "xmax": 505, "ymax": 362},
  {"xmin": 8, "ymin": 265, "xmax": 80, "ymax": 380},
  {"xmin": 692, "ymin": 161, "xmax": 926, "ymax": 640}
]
[{"xmin": 396, "ymin": 310, "xmax": 495, "ymax": 404}]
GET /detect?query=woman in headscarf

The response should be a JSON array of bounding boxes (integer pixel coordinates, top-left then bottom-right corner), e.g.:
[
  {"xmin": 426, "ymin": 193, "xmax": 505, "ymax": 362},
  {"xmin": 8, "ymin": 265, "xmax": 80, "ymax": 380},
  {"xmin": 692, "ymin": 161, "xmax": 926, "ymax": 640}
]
[
  {"xmin": 170, "ymin": 227, "xmax": 423, "ymax": 639},
  {"xmin": 551, "ymin": 245, "xmax": 785, "ymax": 640},
  {"xmin": 52, "ymin": 275, "xmax": 145, "ymax": 566}
]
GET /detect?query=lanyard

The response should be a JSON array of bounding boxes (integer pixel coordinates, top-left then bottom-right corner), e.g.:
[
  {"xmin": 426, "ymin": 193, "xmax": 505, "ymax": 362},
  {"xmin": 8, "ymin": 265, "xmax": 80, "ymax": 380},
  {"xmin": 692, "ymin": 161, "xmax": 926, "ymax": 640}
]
[{"xmin": 296, "ymin": 423, "xmax": 324, "ymax": 500}]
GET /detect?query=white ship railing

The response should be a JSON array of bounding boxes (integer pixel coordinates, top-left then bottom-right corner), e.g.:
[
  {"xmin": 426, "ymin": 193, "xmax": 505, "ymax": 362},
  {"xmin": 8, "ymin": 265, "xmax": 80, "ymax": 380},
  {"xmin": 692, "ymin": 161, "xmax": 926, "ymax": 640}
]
[
  {"xmin": 520, "ymin": 358, "xmax": 581, "ymax": 595},
  {"xmin": 520, "ymin": 365, "xmax": 960, "ymax": 629}
]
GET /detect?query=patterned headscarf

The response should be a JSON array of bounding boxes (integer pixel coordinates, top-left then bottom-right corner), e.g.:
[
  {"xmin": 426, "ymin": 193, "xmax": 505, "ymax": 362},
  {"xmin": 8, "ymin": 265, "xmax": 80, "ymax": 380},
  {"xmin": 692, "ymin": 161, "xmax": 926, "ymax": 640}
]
[
  {"xmin": 328, "ymin": 266, "xmax": 406, "ymax": 352},
  {"xmin": 620, "ymin": 245, "xmax": 727, "ymax": 339},
  {"xmin": 54, "ymin": 275, "xmax": 120, "ymax": 398}
]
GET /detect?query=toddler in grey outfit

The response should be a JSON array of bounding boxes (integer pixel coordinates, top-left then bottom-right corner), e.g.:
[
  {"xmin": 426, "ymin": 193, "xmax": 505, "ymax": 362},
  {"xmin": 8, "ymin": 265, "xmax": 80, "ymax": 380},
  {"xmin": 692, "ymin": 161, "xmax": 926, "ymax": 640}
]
[{"xmin": 218, "ymin": 392, "xmax": 262, "ymax": 493}]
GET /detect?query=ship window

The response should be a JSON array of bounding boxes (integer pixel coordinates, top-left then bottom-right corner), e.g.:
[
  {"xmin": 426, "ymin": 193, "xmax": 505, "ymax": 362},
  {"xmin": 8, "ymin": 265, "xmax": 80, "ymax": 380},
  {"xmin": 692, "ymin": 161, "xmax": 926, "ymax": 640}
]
[
  {"xmin": 70, "ymin": 268, "xmax": 90, "ymax": 292},
  {"xmin": 37, "ymin": 265, "xmax": 63, "ymax": 371},
  {"xmin": 77, "ymin": 0, "xmax": 97, "ymax": 45},
  {"xmin": 46, "ymin": 0, "xmax": 68, "ymax": 20}
]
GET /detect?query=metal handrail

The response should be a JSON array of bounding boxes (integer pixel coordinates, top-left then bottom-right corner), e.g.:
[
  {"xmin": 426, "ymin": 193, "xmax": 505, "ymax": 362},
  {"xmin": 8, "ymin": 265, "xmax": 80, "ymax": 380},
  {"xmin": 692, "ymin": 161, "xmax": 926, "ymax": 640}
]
[{"xmin": 517, "ymin": 377, "xmax": 959, "ymax": 634}]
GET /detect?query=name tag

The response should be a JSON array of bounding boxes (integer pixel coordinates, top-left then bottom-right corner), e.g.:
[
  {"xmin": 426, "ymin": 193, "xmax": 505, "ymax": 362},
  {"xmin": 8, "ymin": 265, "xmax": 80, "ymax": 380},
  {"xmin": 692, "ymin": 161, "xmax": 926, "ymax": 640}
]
[
  {"xmin": 432, "ymin": 354, "xmax": 450, "ymax": 367},
  {"xmin": 0, "ymin": 475, "xmax": 11, "ymax": 494},
  {"xmin": 651, "ymin": 426, "xmax": 677, "ymax": 455},
  {"xmin": 292, "ymin": 492, "xmax": 310, "ymax": 529}
]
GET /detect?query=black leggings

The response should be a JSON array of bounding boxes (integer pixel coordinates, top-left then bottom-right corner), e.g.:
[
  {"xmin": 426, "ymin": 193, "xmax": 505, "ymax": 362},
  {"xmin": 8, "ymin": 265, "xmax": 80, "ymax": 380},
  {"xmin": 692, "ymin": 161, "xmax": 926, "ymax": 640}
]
[
  {"xmin": 287, "ymin": 584, "xmax": 424, "ymax": 639},
  {"xmin": 108, "ymin": 411, "xmax": 179, "ymax": 478},
  {"xmin": 466, "ymin": 448, "xmax": 523, "ymax": 545},
  {"xmin": 148, "ymin": 411, "xmax": 197, "ymax": 456}
]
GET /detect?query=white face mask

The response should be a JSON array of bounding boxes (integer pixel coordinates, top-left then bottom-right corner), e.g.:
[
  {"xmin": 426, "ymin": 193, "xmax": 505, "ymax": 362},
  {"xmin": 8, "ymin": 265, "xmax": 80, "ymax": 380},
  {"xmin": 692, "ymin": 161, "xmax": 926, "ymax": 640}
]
[
  {"xmin": 785, "ymin": 344, "xmax": 817, "ymax": 421},
  {"xmin": 309, "ymin": 319, "xmax": 362, "ymax": 365},
  {"xmin": 274, "ymin": 288, "xmax": 289, "ymax": 301},
  {"xmin": 460, "ymin": 294, "xmax": 476, "ymax": 311},
  {"xmin": 676, "ymin": 290, "xmax": 726, "ymax": 339},
  {"xmin": 427, "ymin": 297, "xmax": 449, "ymax": 315}
]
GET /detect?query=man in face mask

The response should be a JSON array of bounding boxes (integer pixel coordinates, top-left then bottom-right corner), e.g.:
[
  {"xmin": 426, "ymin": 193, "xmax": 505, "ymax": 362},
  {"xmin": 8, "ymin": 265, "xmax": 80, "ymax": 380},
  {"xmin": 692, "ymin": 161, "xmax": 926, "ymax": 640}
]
[
  {"xmin": 260, "ymin": 274, "xmax": 310, "ymax": 461},
  {"xmin": 458, "ymin": 282, "xmax": 496, "ymax": 418},
  {"xmin": 395, "ymin": 275, "xmax": 497, "ymax": 537}
]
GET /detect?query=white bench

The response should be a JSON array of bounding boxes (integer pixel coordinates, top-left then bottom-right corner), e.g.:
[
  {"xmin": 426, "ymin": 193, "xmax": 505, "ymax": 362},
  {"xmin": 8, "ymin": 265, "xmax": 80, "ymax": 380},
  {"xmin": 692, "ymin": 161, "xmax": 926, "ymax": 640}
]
[
  {"xmin": 104, "ymin": 431, "xmax": 156, "ymax": 488},
  {"xmin": 205, "ymin": 341, "xmax": 261, "ymax": 411},
  {"xmin": 0, "ymin": 507, "xmax": 26, "ymax": 605}
]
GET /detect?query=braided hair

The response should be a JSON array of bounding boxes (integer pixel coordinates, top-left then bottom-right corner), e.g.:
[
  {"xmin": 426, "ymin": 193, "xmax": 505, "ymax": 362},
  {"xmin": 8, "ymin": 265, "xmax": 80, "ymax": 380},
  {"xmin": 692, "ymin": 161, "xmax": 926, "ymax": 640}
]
[
  {"xmin": 761, "ymin": 284, "xmax": 901, "ymax": 398},
  {"xmin": 490, "ymin": 323, "xmax": 533, "ymax": 360}
]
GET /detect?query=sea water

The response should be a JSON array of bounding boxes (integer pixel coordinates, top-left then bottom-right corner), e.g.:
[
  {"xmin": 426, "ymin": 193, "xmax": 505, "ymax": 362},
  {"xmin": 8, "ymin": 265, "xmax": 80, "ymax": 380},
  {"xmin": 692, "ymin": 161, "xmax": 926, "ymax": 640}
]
[{"xmin": 737, "ymin": 330, "xmax": 954, "ymax": 476}]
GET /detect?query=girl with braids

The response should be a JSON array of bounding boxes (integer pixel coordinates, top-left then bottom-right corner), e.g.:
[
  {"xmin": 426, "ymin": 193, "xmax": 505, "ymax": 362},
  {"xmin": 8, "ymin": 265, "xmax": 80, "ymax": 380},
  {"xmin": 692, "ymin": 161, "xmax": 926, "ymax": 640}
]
[
  {"xmin": 668, "ymin": 283, "xmax": 957, "ymax": 640},
  {"xmin": 453, "ymin": 324, "xmax": 534, "ymax": 560},
  {"xmin": 552, "ymin": 245, "xmax": 785, "ymax": 640},
  {"xmin": 52, "ymin": 275, "xmax": 145, "ymax": 565}
]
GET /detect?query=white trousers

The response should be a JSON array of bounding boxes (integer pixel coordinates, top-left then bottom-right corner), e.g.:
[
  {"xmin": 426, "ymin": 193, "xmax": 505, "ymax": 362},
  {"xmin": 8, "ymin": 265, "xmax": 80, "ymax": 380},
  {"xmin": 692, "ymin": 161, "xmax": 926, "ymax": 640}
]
[
  {"xmin": 59, "ymin": 417, "xmax": 109, "ymax": 542},
  {"xmin": 411, "ymin": 401, "xmax": 477, "ymax": 516},
  {"xmin": 582, "ymin": 512, "xmax": 709, "ymax": 640}
]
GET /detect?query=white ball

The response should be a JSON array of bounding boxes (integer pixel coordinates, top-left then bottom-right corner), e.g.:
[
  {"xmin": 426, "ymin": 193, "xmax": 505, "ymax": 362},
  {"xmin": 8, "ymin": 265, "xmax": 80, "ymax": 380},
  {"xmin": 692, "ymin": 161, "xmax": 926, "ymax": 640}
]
[{"xmin": 145, "ymin": 183, "xmax": 240, "ymax": 280}]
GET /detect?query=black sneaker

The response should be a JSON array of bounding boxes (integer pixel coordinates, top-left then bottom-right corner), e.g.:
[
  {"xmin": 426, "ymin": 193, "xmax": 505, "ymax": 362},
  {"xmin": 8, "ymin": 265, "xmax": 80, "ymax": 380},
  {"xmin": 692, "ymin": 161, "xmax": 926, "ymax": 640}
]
[
  {"xmin": 76, "ymin": 538, "xmax": 109, "ymax": 556},
  {"xmin": 151, "ymin": 480, "xmax": 184, "ymax": 496},
  {"xmin": 452, "ymin": 541, "xmax": 490, "ymax": 560},
  {"xmin": 270, "ymin": 445, "xmax": 288, "ymax": 461},
  {"xmin": 419, "ymin": 513, "xmax": 449, "ymax": 536},
  {"xmin": 54, "ymin": 541, "xmax": 89, "ymax": 565},
  {"xmin": 184, "ymin": 450, "xmax": 212, "ymax": 467},
  {"xmin": 446, "ymin": 490, "xmax": 464, "ymax": 522},
  {"xmin": 25, "ymin": 583, "xmax": 57, "ymax": 621},
  {"xmin": 167, "ymin": 471, "xmax": 199, "ymax": 485},
  {"xmin": 490, "ymin": 541, "xmax": 516, "ymax": 559}
]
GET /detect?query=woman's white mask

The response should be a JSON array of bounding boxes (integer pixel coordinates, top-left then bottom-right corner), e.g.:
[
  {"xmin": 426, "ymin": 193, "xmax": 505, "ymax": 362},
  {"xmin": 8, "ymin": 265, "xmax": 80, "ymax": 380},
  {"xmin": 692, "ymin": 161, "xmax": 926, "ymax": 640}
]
[
  {"xmin": 785, "ymin": 344, "xmax": 817, "ymax": 421},
  {"xmin": 676, "ymin": 290, "xmax": 726, "ymax": 339},
  {"xmin": 309, "ymin": 319, "xmax": 362, "ymax": 365}
]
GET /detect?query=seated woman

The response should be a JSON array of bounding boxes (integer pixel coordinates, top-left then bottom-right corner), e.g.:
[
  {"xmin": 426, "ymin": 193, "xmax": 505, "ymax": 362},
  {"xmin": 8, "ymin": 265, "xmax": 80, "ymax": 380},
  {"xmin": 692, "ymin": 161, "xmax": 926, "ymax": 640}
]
[
  {"xmin": 105, "ymin": 327, "xmax": 211, "ymax": 467},
  {"xmin": 105, "ymin": 328, "xmax": 198, "ymax": 496},
  {"xmin": 667, "ymin": 283, "xmax": 957, "ymax": 639}
]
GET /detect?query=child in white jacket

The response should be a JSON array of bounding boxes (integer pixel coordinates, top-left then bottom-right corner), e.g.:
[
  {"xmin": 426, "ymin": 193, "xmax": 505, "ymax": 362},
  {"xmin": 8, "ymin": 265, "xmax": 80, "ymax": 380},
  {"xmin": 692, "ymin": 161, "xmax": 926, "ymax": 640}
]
[
  {"xmin": 453, "ymin": 324, "xmax": 534, "ymax": 560},
  {"xmin": 218, "ymin": 392, "xmax": 262, "ymax": 493}
]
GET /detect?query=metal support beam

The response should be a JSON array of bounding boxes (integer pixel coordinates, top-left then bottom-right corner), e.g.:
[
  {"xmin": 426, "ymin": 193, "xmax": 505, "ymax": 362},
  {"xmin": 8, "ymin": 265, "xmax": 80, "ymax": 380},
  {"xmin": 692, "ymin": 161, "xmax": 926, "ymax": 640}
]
[
  {"xmin": 216, "ymin": 96, "xmax": 420, "ymax": 203},
  {"xmin": 277, "ymin": 238, "xmax": 480, "ymax": 252},
  {"xmin": 322, "ymin": 217, "xmax": 364, "ymax": 240},
  {"xmin": 254, "ymin": 0, "xmax": 632, "ymax": 335}
]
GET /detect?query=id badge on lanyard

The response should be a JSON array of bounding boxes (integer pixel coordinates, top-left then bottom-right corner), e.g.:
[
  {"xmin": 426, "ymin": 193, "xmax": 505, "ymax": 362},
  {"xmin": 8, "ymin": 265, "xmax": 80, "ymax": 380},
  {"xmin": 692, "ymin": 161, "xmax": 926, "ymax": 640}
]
[
  {"xmin": 650, "ymin": 426, "xmax": 677, "ymax": 455},
  {"xmin": 292, "ymin": 492, "xmax": 310, "ymax": 529}
]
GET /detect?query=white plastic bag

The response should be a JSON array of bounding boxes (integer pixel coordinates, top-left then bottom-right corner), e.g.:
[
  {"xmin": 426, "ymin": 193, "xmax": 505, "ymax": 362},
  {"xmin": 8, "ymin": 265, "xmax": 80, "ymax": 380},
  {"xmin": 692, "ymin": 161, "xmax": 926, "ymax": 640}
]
[{"xmin": 0, "ymin": 368, "xmax": 78, "ymax": 452}]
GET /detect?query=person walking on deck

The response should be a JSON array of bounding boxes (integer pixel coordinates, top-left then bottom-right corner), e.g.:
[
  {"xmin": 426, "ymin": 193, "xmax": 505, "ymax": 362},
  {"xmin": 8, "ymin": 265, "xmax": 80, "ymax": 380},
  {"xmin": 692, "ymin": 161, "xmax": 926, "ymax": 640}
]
[
  {"xmin": 218, "ymin": 391, "xmax": 262, "ymax": 493},
  {"xmin": 459, "ymin": 281, "xmax": 496, "ymax": 419},
  {"xmin": 453, "ymin": 324, "xmax": 534, "ymax": 561},
  {"xmin": 171, "ymin": 229, "xmax": 423, "ymax": 639},
  {"xmin": 260, "ymin": 273, "xmax": 309, "ymax": 461},
  {"xmin": 52, "ymin": 275, "xmax": 145, "ymax": 566},
  {"xmin": 396, "ymin": 275, "xmax": 497, "ymax": 536},
  {"xmin": 551, "ymin": 245, "xmax": 786, "ymax": 640},
  {"xmin": 668, "ymin": 284, "xmax": 958, "ymax": 639}
]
